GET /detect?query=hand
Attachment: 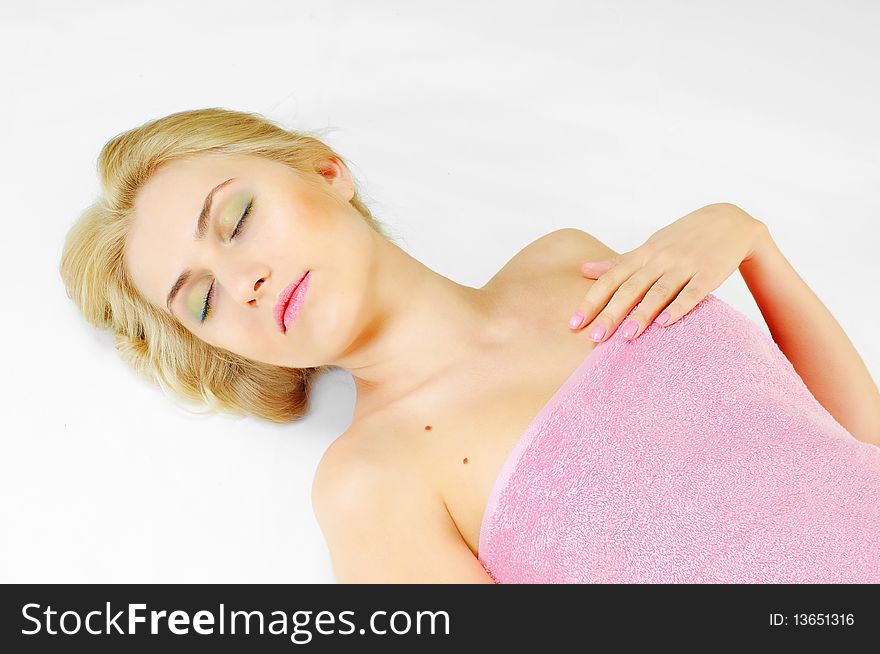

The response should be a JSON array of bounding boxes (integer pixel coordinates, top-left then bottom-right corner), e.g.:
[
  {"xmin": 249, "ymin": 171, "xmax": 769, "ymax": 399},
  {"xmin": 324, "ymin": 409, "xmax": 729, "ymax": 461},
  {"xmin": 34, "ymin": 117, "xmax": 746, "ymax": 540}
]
[{"xmin": 568, "ymin": 203, "xmax": 768, "ymax": 341}]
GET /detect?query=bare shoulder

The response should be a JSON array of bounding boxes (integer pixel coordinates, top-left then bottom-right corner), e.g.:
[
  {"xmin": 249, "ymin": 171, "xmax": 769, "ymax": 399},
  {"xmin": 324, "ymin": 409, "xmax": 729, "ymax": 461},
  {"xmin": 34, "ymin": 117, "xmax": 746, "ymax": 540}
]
[
  {"xmin": 526, "ymin": 227, "xmax": 620, "ymax": 268},
  {"xmin": 488, "ymin": 227, "xmax": 619, "ymax": 286},
  {"xmin": 311, "ymin": 427, "xmax": 405, "ymax": 533},
  {"xmin": 311, "ymin": 426, "xmax": 495, "ymax": 583}
]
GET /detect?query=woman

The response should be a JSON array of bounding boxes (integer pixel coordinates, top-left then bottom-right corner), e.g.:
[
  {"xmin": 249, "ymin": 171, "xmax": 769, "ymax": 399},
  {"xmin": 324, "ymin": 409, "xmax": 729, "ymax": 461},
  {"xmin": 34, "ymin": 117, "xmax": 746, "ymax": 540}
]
[{"xmin": 60, "ymin": 108, "xmax": 880, "ymax": 584}]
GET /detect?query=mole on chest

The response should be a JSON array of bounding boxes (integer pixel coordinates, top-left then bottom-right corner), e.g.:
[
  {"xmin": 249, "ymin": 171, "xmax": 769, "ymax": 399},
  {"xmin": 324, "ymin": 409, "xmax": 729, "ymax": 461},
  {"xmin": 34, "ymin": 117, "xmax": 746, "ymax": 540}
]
[{"xmin": 424, "ymin": 423, "xmax": 470, "ymax": 465}]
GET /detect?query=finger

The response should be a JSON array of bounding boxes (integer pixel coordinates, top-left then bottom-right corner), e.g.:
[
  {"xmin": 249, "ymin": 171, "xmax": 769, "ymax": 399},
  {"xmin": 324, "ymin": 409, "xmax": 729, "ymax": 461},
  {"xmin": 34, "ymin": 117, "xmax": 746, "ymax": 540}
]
[
  {"xmin": 652, "ymin": 272, "xmax": 714, "ymax": 328},
  {"xmin": 569, "ymin": 259, "xmax": 641, "ymax": 332},
  {"xmin": 621, "ymin": 272, "xmax": 691, "ymax": 339},
  {"xmin": 582, "ymin": 266, "xmax": 667, "ymax": 341},
  {"xmin": 580, "ymin": 260, "xmax": 615, "ymax": 279},
  {"xmin": 587, "ymin": 268, "xmax": 662, "ymax": 343}
]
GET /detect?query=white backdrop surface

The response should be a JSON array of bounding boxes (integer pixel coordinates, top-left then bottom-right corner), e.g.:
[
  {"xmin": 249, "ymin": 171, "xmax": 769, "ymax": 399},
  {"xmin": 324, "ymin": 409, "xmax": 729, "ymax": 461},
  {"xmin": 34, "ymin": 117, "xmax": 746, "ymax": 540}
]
[{"xmin": 1, "ymin": 0, "xmax": 878, "ymax": 582}]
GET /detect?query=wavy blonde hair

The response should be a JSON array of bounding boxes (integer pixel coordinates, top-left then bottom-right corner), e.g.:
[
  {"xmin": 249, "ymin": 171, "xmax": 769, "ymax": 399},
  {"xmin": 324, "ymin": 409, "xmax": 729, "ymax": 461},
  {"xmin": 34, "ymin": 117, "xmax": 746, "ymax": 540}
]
[{"xmin": 59, "ymin": 107, "xmax": 397, "ymax": 424}]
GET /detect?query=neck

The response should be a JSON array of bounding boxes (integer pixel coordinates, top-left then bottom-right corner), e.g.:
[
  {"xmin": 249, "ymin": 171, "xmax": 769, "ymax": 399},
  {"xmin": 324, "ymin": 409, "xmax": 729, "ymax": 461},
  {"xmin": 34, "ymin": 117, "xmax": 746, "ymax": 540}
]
[{"xmin": 328, "ymin": 230, "xmax": 515, "ymax": 422}]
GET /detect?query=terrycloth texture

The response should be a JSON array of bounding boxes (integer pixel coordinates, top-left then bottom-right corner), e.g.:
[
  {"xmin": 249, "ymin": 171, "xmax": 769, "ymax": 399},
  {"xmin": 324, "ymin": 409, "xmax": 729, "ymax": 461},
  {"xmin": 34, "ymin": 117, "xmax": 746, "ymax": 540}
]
[{"xmin": 478, "ymin": 293, "xmax": 880, "ymax": 584}]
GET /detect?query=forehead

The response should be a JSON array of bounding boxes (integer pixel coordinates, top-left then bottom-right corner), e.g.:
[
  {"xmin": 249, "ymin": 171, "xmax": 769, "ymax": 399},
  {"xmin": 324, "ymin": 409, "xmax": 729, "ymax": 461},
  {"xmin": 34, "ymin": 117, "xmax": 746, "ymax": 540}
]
[{"xmin": 136, "ymin": 153, "xmax": 256, "ymax": 209}]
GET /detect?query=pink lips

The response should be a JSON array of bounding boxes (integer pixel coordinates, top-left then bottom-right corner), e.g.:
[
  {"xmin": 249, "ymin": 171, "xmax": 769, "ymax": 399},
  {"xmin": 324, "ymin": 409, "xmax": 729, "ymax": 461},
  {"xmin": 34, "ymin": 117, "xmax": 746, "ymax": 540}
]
[{"xmin": 274, "ymin": 271, "xmax": 311, "ymax": 334}]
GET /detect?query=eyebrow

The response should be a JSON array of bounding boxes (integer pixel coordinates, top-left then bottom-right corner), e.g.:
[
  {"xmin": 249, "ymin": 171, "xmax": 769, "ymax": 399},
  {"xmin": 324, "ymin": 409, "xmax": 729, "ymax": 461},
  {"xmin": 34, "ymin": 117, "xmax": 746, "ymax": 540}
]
[{"xmin": 165, "ymin": 177, "xmax": 237, "ymax": 316}]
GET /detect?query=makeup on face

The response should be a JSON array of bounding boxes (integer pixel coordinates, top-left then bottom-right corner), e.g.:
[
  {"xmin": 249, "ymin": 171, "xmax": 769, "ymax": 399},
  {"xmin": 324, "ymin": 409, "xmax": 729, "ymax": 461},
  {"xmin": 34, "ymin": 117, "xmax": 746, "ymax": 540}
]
[
  {"xmin": 274, "ymin": 270, "xmax": 311, "ymax": 334},
  {"xmin": 182, "ymin": 189, "xmax": 255, "ymax": 323},
  {"xmin": 219, "ymin": 191, "xmax": 252, "ymax": 237}
]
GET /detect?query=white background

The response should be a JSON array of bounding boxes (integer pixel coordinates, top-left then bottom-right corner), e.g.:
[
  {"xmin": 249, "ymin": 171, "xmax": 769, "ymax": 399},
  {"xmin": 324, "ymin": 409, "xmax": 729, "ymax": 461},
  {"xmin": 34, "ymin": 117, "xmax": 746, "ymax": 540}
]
[{"xmin": 1, "ymin": 0, "xmax": 878, "ymax": 582}]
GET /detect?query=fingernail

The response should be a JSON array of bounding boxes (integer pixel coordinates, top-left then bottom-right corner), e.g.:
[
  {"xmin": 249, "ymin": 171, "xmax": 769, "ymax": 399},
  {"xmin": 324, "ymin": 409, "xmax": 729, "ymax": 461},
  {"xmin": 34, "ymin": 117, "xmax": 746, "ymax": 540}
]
[
  {"xmin": 589, "ymin": 324, "xmax": 606, "ymax": 342},
  {"xmin": 655, "ymin": 310, "xmax": 670, "ymax": 326},
  {"xmin": 621, "ymin": 319, "xmax": 638, "ymax": 339},
  {"xmin": 569, "ymin": 311, "xmax": 585, "ymax": 329}
]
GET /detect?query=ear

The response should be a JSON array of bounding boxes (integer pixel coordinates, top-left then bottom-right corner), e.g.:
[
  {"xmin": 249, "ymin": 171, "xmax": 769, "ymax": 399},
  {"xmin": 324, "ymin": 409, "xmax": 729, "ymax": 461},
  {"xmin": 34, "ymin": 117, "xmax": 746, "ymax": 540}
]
[{"xmin": 316, "ymin": 156, "xmax": 355, "ymax": 202}]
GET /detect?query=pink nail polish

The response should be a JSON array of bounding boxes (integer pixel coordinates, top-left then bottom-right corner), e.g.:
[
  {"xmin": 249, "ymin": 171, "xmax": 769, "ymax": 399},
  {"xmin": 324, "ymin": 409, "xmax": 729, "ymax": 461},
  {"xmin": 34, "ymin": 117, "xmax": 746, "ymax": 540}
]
[
  {"xmin": 655, "ymin": 310, "xmax": 670, "ymax": 326},
  {"xmin": 569, "ymin": 311, "xmax": 584, "ymax": 329},
  {"xmin": 589, "ymin": 324, "xmax": 606, "ymax": 342},
  {"xmin": 621, "ymin": 319, "xmax": 638, "ymax": 339}
]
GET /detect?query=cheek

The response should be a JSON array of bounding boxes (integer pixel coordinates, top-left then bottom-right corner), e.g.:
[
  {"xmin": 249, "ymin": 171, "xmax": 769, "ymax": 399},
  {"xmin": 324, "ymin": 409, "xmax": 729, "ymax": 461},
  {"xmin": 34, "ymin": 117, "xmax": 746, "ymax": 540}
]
[
  {"xmin": 299, "ymin": 246, "xmax": 372, "ymax": 349},
  {"xmin": 266, "ymin": 198, "xmax": 326, "ymax": 263},
  {"xmin": 255, "ymin": 211, "xmax": 307, "ymax": 274},
  {"xmin": 296, "ymin": 268, "xmax": 364, "ymax": 365}
]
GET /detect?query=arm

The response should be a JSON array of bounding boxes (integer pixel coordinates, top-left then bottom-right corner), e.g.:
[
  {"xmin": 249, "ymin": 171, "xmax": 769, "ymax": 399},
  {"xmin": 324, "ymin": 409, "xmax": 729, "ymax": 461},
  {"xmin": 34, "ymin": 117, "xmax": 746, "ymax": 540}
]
[
  {"xmin": 312, "ymin": 440, "xmax": 496, "ymax": 584},
  {"xmin": 737, "ymin": 215, "xmax": 880, "ymax": 445}
]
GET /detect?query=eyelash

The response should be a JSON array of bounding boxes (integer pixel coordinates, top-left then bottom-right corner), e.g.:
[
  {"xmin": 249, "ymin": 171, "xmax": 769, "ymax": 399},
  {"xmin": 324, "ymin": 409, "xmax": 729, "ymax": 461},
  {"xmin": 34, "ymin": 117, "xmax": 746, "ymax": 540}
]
[{"xmin": 200, "ymin": 198, "xmax": 254, "ymax": 323}]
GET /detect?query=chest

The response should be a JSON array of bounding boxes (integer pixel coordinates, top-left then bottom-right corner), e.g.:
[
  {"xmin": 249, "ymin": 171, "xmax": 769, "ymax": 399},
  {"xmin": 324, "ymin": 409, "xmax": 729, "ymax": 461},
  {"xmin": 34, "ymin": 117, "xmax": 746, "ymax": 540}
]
[{"xmin": 400, "ymin": 270, "xmax": 600, "ymax": 557}]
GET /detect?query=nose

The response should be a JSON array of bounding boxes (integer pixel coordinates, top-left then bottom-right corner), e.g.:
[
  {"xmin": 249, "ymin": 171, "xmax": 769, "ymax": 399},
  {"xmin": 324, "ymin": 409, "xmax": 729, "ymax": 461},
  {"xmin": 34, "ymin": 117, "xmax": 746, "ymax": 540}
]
[
  {"xmin": 248, "ymin": 277, "xmax": 266, "ymax": 304},
  {"xmin": 216, "ymin": 254, "xmax": 268, "ymax": 306},
  {"xmin": 231, "ymin": 272, "xmax": 267, "ymax": 306}
]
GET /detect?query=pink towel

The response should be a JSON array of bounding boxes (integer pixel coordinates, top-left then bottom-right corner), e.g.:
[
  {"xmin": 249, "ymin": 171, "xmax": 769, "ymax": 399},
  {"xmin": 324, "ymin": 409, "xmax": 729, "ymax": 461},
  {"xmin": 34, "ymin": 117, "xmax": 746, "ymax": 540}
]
[{"xmin": 478, "ymin": 293, "xmax": 880, "ymax": 583}]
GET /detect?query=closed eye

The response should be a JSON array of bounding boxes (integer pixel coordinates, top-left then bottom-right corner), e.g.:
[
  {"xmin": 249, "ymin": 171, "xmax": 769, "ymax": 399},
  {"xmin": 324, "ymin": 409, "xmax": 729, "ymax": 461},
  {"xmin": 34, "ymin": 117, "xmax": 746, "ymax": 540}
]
[
  {"xmin": 200, "ymin": 198, "xmax": 254, "ymax": 323},
  {"xmin": 229, "ymin": 198, "xmax": 253, "ymax": 241}
]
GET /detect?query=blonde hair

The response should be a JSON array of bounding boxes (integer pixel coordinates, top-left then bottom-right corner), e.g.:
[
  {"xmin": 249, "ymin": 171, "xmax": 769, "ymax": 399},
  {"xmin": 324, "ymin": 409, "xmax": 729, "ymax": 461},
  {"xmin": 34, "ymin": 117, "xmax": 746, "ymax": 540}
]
[{"xmin": 59, "ymin": 107, "xmax": 397, "ymax": 424}]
